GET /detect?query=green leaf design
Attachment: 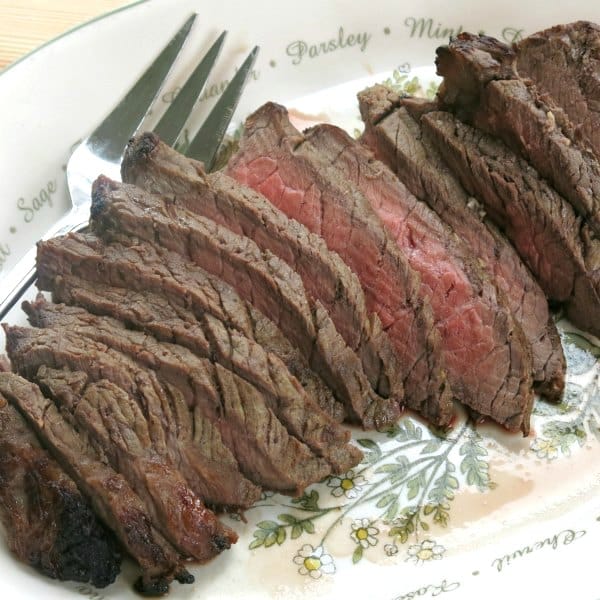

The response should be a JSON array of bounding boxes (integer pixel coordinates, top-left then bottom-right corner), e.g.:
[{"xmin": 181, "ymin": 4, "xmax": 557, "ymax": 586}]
[
  {"xmin": 376, "ymin": 493, "xmax": 397, "ymax": 508},
  {"xmin": 357, "ymin": 438, "xmax": 382, "ymax": 464},
  {"xmin": 459, "ymin": 430, "xmax": 491, "ymax": 491},
  {"xmin": 291, "ymin": 524, "xmax": 303, "ymax": 539},
  {"xmin": 291, "ymin": 489, "xmax": 321, "ymax": 512},
  {"xmin": 352, "ymin": 545, "xmax": 363, "ymax": 564},
  {"xmin": 302, "ymin": 520, "xmax": 315, "ymax": 534}
]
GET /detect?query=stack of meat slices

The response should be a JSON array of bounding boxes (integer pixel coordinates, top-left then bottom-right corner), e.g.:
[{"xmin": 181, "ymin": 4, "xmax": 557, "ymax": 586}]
[{"xmin": 8, "ymin": 19, "xmax": 600, "ymax": 596}]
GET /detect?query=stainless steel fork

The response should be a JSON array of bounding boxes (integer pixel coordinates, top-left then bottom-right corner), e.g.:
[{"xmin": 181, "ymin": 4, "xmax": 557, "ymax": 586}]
[{"xmin": 0, "ymin": 14, "xmax": 258, "ymax": 320}]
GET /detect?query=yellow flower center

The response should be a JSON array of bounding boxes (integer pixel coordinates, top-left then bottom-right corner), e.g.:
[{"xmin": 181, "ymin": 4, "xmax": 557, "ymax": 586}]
[
  {"xmin": 417, "ymin": 548, "xmax": 434, "ymax": 561},
  {"xmin": 304, "ymin": 557, "xmax": 321, "ymax": 571},
  {"xmin": 341, "ymin": 478, "xmax": 354, "ymax": 491},
  {"xmin": 356, "ymin": 528, "xmax": 369, "ymax": 541}
]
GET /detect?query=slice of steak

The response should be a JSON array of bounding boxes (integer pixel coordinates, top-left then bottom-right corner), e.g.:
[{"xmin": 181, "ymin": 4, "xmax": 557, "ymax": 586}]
[
  {"xmin": 24, "ymin": 297, "xmax": 361, "ymax": 474},
  {"xmin": 227, "ymin": 101, "xmax": 454, "ymax": 429},
  {"xmin": 22, "ymin": 300, "xmax": 260, "ymax": 511},
  {"xmin": 516, "ymin": 21, "xmax": 600, "ymax": 160},
  {"xmin": 37, "ymin": 233, "xmax": 342, "ymax": 422},
  {"xmin": 121, "ymin": 132, "xmax": 401, "ymax": 404},
  {"xmin": 89, "ymin": 176, "xmax": 397, "ymax": 430},
  {"xmin": 0, "ymin": 371, "xmax": 187, "ymax": 595},
  {"xmin": 32, "ymin": 367, "xmax": 236, "ymax": 563},
  {"xmin": 306, "ymin": 122, "xmax": 535, "ymax": 433},
  {"xmin": 0, "ymin": 388, "xmax": 121, "ymax": 588},
  {"xmin": 48, "ymin": 275, "xmax": 343, "ymax": 426},
  {"xmin": 436, "ymin": 32, "xmax": 600, "ymax": 237},
  {"xmin": 358, "ymin": 84, "xmax": 565, "ymax": 402},
  {"xmin": 6, "ymin": 325, "xmax": 330, "ymax": 495},
  {"xmin": 422, "ymin": 110, "xmax": 600, "ymax": 337}
]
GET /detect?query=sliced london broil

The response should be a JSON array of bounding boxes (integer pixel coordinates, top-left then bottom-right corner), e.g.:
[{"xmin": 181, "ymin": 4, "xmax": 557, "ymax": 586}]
[
  {"xmin": 421, "ymin": 110, "xmax": 600, "ymax": 337},
  {"xmin": 24, "ymin": 296, "xmax": 361, "ymax": 475},
  {"xmin": 6, "ymin": 325, "xmax": 331, "ymax": 496},
  {"xmin": 358, "ymin": 84, "xmax": 565, "ymax": 402},
  {"xmin": 436, "ymin": 32, "xmax": 600, "ymax": 238},
  {"xmin": 0, "ymin": 385, "xmax": 121, "ymax": 588},
  {"xmin": 23, "ymin": 296, "xmax": 262, "ymax": 510},
  {"xmin": 227, "ymin": 102, "xmax": 455, "ymax": 430},
  {"xmin": 304, "ymin": 122, "xmax": 534, "ymax": 434},
  {"xmin": 36, "ymin": 233, "xmax": 342, "ymax": 422},
  {"xmin": 0, "ymin": 371, "xmax": 191, "ymax": 595},
  {"xmin": 121, "ymin": 131, "xmax": 402, "ymax": 404},
  {"xmin": 89, "ymin": 176, "xmax": 398, "ymax": 430},
  {"xmin": 516, "ymin": 21, "xmax": 600, "ymax": 161}
]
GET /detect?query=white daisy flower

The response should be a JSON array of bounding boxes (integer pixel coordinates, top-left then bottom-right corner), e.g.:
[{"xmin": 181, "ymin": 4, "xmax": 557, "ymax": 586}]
[
  {"xmin": 350, "ymin": 518, "xmax": 379, "ymax": 548},
  {"xmin": 293, "ymin": 544, "xmax": 335, "ymax": 579},
  {"xmin": 327, "ymin": 469, "xmax": 367, "ymax": 499},
  {"xmin": 406, "ymin": 539, "xmax": 445, "ymax": 563}
]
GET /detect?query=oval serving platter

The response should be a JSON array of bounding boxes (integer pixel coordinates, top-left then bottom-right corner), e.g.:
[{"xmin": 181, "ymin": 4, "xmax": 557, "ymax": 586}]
[{"xmin": 1, "ymin": 1, "xmax": 600, "ymax": 599}]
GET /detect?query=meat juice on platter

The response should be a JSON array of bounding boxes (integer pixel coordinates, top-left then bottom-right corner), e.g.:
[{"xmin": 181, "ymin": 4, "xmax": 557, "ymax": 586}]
[{"xmin": 2, "ymin": 19, "xmax": 600, "ymax": 597}]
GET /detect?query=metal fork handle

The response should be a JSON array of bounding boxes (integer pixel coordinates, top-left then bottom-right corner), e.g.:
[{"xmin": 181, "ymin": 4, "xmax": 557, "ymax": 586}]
[{"xmin": 0, "ymin": 207, "xmax": 88, "ymax": 320}]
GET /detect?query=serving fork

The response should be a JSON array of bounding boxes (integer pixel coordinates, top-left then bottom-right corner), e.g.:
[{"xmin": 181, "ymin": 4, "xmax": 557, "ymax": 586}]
[{"xmin": 0, "ymin": 14, "xmax": 258, "ymax": 321}]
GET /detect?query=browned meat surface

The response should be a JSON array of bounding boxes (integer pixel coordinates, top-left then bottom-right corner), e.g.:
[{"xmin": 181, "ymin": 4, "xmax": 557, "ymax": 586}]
[
  {"xmin": 0, "ymin": 386, "xmax": 121, "ymax": 587},
  {"xmin": 358, "ymin": 84, "xmax": 565, "ymax": 403},
  {"xmin": 36, "ymin": 233, "xmax": 342, "ymax": 422},
  {"xmin": 516, "ymin": 21, "xmax": 600, "ymax": 161},
  {"xmin": 305, "ymin": 121, "xmax": 535, "ymax": 433},
  {"xmin": 5, "ymin": 325, "xmax": 331, "ymax": 496},
  {"xmin": 89, "ymin": 176, "xmax": 397, "ymax": 430},
  {"xmin": 436, "ymin": 32, "xmax": 600, "ymax": 238},
  {"xmin": 226, "ymin": 102, "xmax": 455, "ymax": 429},
  {"xmin": 24, "ymin": 296, "xmax": 362, "ymax": 474},
  {"xmin": 35, "ymin": 368, "xmax": 236, "ymax": 563},
  {"xmin": 421, "ymin": 110, "xmax": 600, "ymax": 338},
  {"xmin": 0, "ymin": 371, "xmax": 189, "ymax": 595},
  {"xmin": 122, "ymin": 131, "xmax": 402, "ymax": 403}
]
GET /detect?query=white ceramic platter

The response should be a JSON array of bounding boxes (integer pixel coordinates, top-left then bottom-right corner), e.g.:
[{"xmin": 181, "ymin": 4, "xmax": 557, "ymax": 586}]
[{"xmin": 2, "ymin": 1, "xmax": 600, "ymax": 598}]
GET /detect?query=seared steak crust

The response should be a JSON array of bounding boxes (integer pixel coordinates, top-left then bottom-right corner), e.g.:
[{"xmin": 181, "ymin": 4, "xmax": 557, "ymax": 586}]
[
  {"xmin": 24, "ymin": 296, "xmax": 361, "ymax": 474},
  {"xmin": 0, "ymin": 370, "xmax": 187, "ymax": 595},
  {"xmin": 306, "ymin": 121, "xmax": 534, "ymax": 433},
  {"xmin": 421, "ymin": 110, "xmax": 600, "ymax": 337},
  {"xmin": 436, "ymin": 32, "xmax": 600, "ymax": 238},
  {"xmin": 358, "ymin": 84, "xmax": 565, "ymax": 403},
  {"xmin": 227, "ymin": 102, "xmax": 455, "ymax": 429},
  {"xmin": 0, "ymin": 386, "xmax": 121, "ymax": 588},
  {"xmin": 89, "ymin": 176, "xmax": 397, "ymax": 430},
  {"xmin": 122, "ymin": 131, "xmax": 401, "ymax": 403},
  {"xmin": 516, "ymin": 21, "xmax": 600, "ymax": 161}
]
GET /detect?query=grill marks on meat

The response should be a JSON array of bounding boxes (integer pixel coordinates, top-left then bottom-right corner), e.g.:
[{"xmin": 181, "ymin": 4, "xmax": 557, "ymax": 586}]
[
  {"xmin": 0, "ymin": 371, "xmax": 187, "ymax": 595},
  {"xmin": 6, "ymin": 325, "xmax": 330, "ymax": 495},
  {"xmin": 89, "ymin": 176, "xmax": 396, "ymax": 430},
  {"xmin": 516, "ymin": 21, "xmax": 600, "ymax": 161},
  {"xmin": 227, "ymin": 101, "xmax": 454, "ymax": 429},
  {"xmin": 422, "ymin": 111, "xmax": 600, "ymax": 337},
  {"xmin": 358, "ymin": 84, "xmax": 565, "ymax": 403},
  {"xmin": 121, "ymin": 131, "xmax": 401, "ymax": 403},
  {"xmin": 0, "ymin": 384, "xmax": 121, "ymax": 588},
  {"xmin": 436, "ymin": 32, "xmax": 600, "ymax": 238},
  {"xmin": 24, "ymin": 296, "xmax": 361, "ymax": 474},
  {"xmin": 305, "ymin": 122, "xmax": 535, "ymax": 434},
  {"xmin": 36, "ymin": 233, "xmax": 342, "ymax": 422}
]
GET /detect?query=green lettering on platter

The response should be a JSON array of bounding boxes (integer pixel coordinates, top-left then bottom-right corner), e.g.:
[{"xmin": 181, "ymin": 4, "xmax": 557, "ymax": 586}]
[
  {"xmin": 16, "ymin": 179, "xmax": 58, "ymax": 224},
  {"xmin": 0, "ymin": 241, "xmax": 10, "ymax": 271},
  {"xmin": 404, "ymin": 17, "xmax": 463, "ymax": 39},
  {"xmin": 286, "ymin": 27, "xmax": 371, "ymax": 66},
  {"xmin": 392, "ymin": 579, "xmax": 461, "ymax": 600},
  {"xmin": 501, "ymin": 27, "xmax": 525, "ymax": 43},
  {"xmin": 163, "ymin": 69, "xmax": 260, "ymax": 105},
  {"xmin": 491, "ymin": 528, "xmax": 586, "ymax": 572}
]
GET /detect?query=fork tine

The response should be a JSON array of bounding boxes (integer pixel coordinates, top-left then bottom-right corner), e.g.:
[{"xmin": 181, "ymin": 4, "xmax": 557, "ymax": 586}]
[
  {"xmin": 153, "ymin": 31, "xmax": 228, "ymax": 146},
  {"xmin": 185, "ymin": 45, "xmax": 259, "ymax": 169},
  {"xmin": 87, "ymin": 14, "xmax": 197, "ymax": 163}
]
